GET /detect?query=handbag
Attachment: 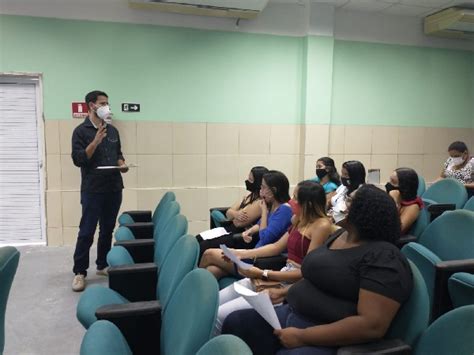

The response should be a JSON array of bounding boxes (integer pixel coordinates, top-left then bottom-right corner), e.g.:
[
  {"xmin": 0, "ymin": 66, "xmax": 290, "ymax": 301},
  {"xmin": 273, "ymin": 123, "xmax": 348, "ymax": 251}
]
[{"xmin": 251, "ymin": 278, "xmax": 283, "ymax": 293}]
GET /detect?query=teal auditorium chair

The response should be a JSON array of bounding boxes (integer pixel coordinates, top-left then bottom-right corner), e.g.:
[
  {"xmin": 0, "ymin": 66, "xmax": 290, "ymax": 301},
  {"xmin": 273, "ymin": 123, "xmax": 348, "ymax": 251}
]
[
  {"xmin": 115, "ymin": 200, "xmax": 179, "ymax": 242},
  {"xmin": 118, "ymin": 191, "xmax": 175, "ymax": 225},
  {"xmin": 108, "ymin": 213, "xmax": 188, "ymax": 269},
  {"xmin": 401, "ymin": 210, "xmax": 474, "ymax": 320},
  {"xmin": 0, "ymin": 247, "xmax": 20, "ymax": 355},
  {"xmin": 196, "ymin": 335, "xmax": 252, "ymax": 355},
  {"xmin": 337, "ymin": 261, "xmax": 430, "ymax": 354},
  {"xmin": 81, "ymin": 269, "xmax": 218, "ymax": 355},
  {"xmin": 448, "ymin": 272, "xmax": 474, "ymax": 308},
  {"xmin": 421, "ymin": 178, "xmax": 468, "ymax": 209},
  {"xmin": 417, "ymin": 174, "xmax": 426, "ymax": 197},
  {"xmin": 77, "ymin": 235, "xmax": 198, "ymax": 331},
  {"xmin": 81, "ymin": 320, "xmax": 132, "ymax": 355},
  {"xmin": 463, "ymin": 197, "xmax": 474, "ymax": 211},
  {"xmin": 413, "ymin": 305, "xmax": 474, "ymax": 355}
]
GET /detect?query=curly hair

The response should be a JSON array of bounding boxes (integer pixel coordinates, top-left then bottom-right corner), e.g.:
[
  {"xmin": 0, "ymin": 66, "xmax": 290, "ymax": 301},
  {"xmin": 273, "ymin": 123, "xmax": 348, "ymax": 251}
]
[{"xmin": 347, "ymin": 184, "xmax": 401, "ymax": 244}]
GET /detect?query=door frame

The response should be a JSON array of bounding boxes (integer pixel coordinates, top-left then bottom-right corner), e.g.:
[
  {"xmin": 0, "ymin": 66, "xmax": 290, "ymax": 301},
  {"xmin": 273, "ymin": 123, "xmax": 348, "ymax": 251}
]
[{"xmin": 0, "ymin": 72, "xmax": 46, "ymax": 246}]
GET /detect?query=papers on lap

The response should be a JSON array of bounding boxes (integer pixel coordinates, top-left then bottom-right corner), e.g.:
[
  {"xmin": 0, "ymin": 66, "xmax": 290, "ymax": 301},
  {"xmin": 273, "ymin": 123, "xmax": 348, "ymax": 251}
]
[
  {"xmin": 200, "ymin": 227, "xmax": 230, "ymax": 240},
  {"xmin": 234, "ymin": 280, "xmax": 282, "ymax": 330},
  {"xmin": 219, "ymin": 245, "xmax": 252, "ymax": 270}
]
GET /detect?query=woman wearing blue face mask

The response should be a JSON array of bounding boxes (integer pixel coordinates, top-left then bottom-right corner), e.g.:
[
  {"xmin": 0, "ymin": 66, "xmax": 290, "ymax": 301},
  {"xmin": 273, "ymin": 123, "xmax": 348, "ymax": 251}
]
[{"xmin": 439, "ymin": 141, "xmax": 473, "ymax": 192}]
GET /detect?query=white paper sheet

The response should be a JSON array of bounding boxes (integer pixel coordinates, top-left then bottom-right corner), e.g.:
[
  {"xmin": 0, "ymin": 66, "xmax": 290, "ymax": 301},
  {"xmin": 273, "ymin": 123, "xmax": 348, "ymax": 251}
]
[
  {"xmin": 96, "ymin": 163, "xmax": 138, "ymax": 170},
  {"xmin": 220, "ymin": 245, "xmax": 253, "ymax": 270},
  {"xmin": 200, "ymin": 227, "xmax": 230, "ymax": 240},
  {"xmin": 234, "ymin": 281, "xmax": 282, "ymax": 329}
]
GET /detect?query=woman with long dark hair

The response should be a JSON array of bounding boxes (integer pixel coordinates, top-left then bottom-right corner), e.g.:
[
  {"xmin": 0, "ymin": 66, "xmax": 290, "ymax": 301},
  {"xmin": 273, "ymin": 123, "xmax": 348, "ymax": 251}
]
[{"xmin": 385, "ymin": 167, "xmax": 422, "ymax": 234}]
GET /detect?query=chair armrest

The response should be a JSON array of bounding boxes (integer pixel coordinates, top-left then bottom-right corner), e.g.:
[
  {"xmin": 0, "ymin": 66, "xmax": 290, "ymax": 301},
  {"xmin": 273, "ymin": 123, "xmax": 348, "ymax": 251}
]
[
  {"xmin": 123, "ymin": 210, "xmax": 152, "ymax": 223},
  {"xmin": 96, "ymin": 300, "xmax": 161, "ymax": 355},
  {"xmin": 337, "ymin": 339, "xmax": 411, "ymax": 355},
  {"xmin": 108, "ymin": 263, "xmax": 158, "ymax": 302},
  {"xmin": 432, "ymin": 259, "xmax": 474, "ymax": 320},
  {"xmin": 254, "ymin": 255, "xmax": 287, "ymax": 271},
  {"xmin": 395, "ymin": 235, "xmax": 417, "ymax": 249},
  {"xmin": 122, "ymin": 222, "xmax": 154, "ymax": 239},
  {"xmin": 427, "ymin": 204, "xmax": 455, "ymax": 222},
  {"xmin": 114, "ymin": 239, "xmax": 155, "ymax": 263}
]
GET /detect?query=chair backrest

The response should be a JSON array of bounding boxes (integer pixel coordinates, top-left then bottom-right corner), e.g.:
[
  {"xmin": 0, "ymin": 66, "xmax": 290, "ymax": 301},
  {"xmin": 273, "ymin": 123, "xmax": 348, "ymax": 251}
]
[
  {"xmin": 463, "ymin": 197, "xmax": 474, "ymax": 212},
  {"xmin": 153, "ymin": 201, "xmax": 180, "ymax": 241},
  {"xmin": 151, "ymin": 191, "xmax": 176, "ymax": 225},
  {"xmin": 80, "ymin": 320, "xmax": 132, "ymax": 355},
  {"xmin": 0, "ymin": 247, "xmax": 20, "ymax": 353},
  {"xmin": 153, "ymin": 214, "xmax": 188, "ymax": 266},
  {"xmin": 385, "ymin": 261, "xmax": 430, "ymax": 345},
  {"xmin": 422, "ymin": 179, "xmax": 468, "ymax": 209},
  {"xmin": 106, "ymin": 246, "xmax": 135, "ymax": 267},
  {"xmin": 448, "ymin": 272, "xmax": 474, "ymax": 309},
  {"xmin": 117, "ymin": 213, "xmax": 134, "ymax": 225},
  {"xmin": 418, "ymin": 210, "xmax": 474, "ymax": 261},
  {"xmin": 161, "ymin": 269, "xmax": 218, "ymax": 355},
  {"xmin": 414, "ymin": 305, "xmax": 474, "ymax": 355},
  {"xmin": 408, "ymin": 207, "xmax": 430, "ymax": 238},
  {"xmin": 196, "ymin": 335, "xmax": 252, "ymax": 355},
  {"xmin": 114, "ymin": 226, "xmax": 136, "ymax": 242},
  {"xmin": 417, "ymin": 175, "xmax": 426, "ymax": 197},
  {"xmin": 157, "ymin": 236, "xmax": 199, "ymax": 309}
]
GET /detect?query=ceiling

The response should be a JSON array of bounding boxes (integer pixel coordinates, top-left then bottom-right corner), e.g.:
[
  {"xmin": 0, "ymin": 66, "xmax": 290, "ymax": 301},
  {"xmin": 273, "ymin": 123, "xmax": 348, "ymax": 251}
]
[{"xmin": 272, "ymin": 0, "xmax": 474, "ymax": 17}]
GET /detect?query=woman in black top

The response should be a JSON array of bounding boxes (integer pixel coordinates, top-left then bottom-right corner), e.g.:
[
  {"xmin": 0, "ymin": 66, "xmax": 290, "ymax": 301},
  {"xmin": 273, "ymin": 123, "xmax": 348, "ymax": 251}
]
[{"xmin": 222, "ymin": 185, "xmax": 413, "ymax": 355}]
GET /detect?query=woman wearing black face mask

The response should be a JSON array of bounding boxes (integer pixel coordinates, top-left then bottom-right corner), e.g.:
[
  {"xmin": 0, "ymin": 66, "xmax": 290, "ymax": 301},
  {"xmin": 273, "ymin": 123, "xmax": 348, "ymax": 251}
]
[
  {"xmin": 197, "ymin": 166, "xmax": 269, "ymax": 260},
  {"xmin": 311, "ymin": 157, "xmax": 341, "ymax": 203},
  {"xmin": 328, "ymin": 160, "xmax": 366, "ymax": 224},
  {"xmin": 386, "ymin": 168, "xmax": 422, "ymax": 234}
]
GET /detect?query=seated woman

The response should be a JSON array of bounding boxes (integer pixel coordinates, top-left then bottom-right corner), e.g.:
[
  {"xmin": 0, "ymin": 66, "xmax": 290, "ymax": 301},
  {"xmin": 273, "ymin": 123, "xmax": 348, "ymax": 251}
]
[
  {"xmin": 328, "ymin": 160, "xmax": 366, "ymax": 224},
  {"xmin": 198, "ymin": 166, "xmax": 269, "ymax": 259},
  {"xmin": 222, "ymin": 185, "xmax": 413, "ymax": 355},
  {"xmin": 310, "ymin": 157, "xmax": 340, "ymax": 203},
  {"xmin": 439, "ymin": 141, "xmax": 474, "ymax": 194},
  {"xmin": 214, "ymin": 181, "xmax": 335, "ymax": 335},
  {"xmin": 200, "ymin": 170, "xmax": 293, "ymax": 280},
  {"xmin": 385, "ymin": 167, "xmax": 423, "ymax": 234}
]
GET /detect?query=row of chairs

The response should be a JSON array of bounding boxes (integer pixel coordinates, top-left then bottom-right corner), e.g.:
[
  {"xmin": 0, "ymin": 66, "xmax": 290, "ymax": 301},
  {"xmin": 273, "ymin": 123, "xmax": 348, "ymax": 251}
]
[{"xmin": 77, "ymin": 192, "xmax": 252, "ymax": 355}]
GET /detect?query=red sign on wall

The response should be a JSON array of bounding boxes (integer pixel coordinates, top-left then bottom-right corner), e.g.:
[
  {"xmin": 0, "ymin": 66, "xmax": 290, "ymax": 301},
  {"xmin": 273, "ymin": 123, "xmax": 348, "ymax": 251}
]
[{"xmin": 72, "ymin": 102, "xmax": 88, "ymax": 118}]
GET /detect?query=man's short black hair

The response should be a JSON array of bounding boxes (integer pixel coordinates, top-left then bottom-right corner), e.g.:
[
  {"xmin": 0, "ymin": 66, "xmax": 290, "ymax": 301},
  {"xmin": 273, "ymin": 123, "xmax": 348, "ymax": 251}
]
[
  {"xmin": 85, "ymin": 90, "xmax": 108, "ymax": 105},
  {"xmin": 448, "ymin": 141, "xmax": 468, "ymax": 153}
]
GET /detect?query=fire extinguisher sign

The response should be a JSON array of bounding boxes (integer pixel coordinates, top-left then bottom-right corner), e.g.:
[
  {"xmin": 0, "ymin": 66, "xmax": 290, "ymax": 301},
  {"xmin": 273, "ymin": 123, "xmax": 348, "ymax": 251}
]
[{"xmin": 72, "ymin": 102, "xmax": 88, "ymax": 118}]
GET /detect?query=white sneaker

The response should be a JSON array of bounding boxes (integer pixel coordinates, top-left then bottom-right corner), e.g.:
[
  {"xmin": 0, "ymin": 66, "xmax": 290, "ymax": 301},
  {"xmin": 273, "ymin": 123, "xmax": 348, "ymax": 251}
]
[
  {"xmin": 96, "ymin": 267, "xmax": 109, "ymax": 277},
  {"xmin": 72, "ymin": 274, "xmax": 86, "ymax": 292}
]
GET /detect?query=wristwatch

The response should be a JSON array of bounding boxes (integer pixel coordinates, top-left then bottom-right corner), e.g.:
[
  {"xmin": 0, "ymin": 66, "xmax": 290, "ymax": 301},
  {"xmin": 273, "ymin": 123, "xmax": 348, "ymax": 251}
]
[{"xmin": 262, "ymin": 269, "xmax": 269, "ymax": 281}]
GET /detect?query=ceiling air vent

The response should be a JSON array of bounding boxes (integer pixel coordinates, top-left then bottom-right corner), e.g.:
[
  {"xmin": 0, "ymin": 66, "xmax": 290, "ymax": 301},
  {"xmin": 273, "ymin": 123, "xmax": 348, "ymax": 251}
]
[
  {"xmin": 425, "ymin": 7, "xmax": 474, "ymax": 40},
  {"xmin": 129, "ymin": 0, "xmax": 269, "ymax": 19}
]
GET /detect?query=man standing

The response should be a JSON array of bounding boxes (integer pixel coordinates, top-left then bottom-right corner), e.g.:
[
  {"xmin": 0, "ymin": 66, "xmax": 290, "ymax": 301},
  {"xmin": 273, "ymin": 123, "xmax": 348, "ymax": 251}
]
[{"xmin": 71, "ymin": 90, "xmax": 128, "ymax": 292}]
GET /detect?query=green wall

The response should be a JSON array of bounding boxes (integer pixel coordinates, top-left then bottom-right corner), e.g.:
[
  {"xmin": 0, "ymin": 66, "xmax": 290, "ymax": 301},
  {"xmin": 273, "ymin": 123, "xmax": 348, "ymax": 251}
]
[{"xmin": 0, "ymin": 14, "xmax": 472, "ymax": 128}]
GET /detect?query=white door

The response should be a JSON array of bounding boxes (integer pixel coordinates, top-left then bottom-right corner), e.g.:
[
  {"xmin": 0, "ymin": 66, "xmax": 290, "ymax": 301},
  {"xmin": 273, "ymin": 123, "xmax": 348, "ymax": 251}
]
[{"xmin": 0, "ymin": 78, "xmax": 45, "ymax": 244}]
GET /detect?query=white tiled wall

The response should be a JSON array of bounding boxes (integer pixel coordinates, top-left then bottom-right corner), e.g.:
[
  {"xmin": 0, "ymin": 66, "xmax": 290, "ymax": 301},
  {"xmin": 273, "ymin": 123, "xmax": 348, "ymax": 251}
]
[{"xmin": 44, "ymin": 120, "xmax": 474, "ymax": 246}]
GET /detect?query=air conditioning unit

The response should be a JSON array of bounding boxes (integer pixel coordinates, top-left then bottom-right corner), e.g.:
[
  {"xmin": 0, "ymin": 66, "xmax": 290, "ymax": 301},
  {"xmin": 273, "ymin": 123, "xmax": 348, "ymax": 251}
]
[
  {"xmin": 129, "ymin": 0, "xmax": 270, "ymax": 19},
  {"xmin": 424, "ymin": 7, "xmax": 474, "ymax": 40}
]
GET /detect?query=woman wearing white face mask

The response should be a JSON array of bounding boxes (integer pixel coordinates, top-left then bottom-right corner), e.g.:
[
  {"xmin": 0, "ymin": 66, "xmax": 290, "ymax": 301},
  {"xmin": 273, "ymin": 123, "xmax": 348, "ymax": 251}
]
[{"xmin": 439, "ymin": 141, "xmax": 474, "ymax": 193}]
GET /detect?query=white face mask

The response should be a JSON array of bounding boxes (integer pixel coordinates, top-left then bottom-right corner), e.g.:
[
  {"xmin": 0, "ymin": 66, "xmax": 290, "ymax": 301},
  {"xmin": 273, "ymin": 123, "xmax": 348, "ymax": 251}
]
[
  {"xmin": 451, "ymin": 156, "xmax": 464, "ymax": 166},
  {"xmin": 96, "ymin": 105, "xmax": 113, "ymax": 124}
]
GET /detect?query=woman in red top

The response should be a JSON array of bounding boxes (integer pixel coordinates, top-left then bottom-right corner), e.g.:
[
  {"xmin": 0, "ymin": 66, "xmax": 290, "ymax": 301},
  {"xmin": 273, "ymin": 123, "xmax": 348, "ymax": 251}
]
[
  {"xmin": 213, "ymin": 180, "xmax": 335, "ymax": 335},
  {"xmin": 385, "ymin": 167, "xmax": 423, "ymax": 234}
]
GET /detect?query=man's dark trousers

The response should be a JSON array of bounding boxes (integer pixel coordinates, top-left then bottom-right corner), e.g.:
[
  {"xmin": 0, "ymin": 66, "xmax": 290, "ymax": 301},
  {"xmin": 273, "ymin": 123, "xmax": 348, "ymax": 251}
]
[{"xmin": 73, "ymin": 190, "xmax": 122, "ymax": 276}]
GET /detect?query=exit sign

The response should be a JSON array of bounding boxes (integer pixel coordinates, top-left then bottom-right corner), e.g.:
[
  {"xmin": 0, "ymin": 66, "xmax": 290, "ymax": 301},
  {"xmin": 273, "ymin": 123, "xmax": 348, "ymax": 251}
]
[{"xmin": 122, "ymin": 103, "xmax": 140, "ymax": 112}]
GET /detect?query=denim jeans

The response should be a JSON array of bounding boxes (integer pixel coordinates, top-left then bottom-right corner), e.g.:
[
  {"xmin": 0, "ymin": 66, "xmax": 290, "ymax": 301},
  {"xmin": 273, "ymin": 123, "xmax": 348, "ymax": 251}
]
[{"xmin": 73, "ymin": 190, "xmax": 122, "ymax": 276}]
